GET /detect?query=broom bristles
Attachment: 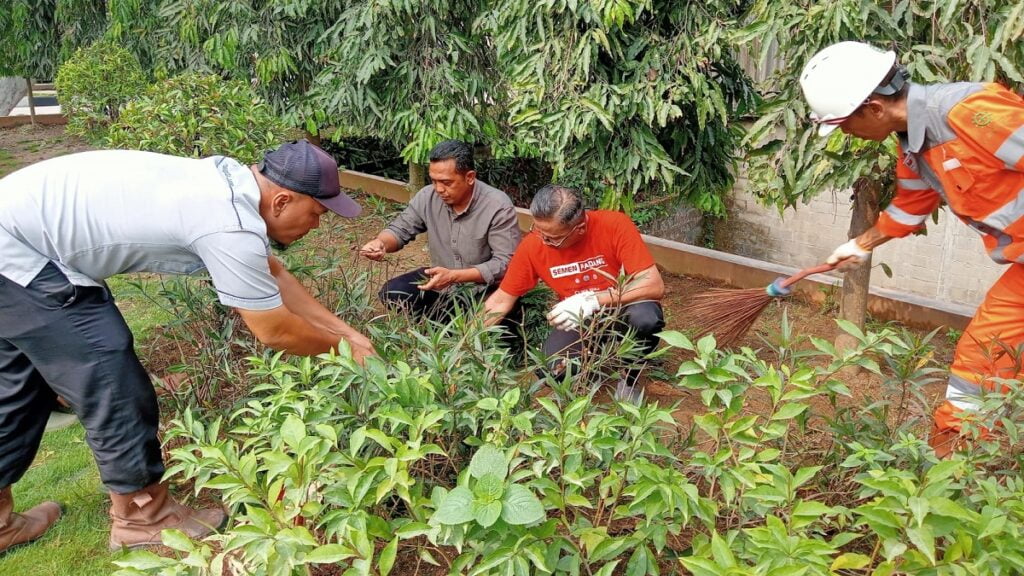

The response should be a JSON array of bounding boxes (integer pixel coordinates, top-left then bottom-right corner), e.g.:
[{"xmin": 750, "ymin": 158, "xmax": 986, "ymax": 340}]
[{"xmin": 682, "ymin": 287, "xmax": 775, "ymax": 347}]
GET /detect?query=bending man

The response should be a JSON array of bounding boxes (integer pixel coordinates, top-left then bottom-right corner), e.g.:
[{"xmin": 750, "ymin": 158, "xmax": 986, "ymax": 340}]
[
  {"xmin": 0, "ymin": 140, "xmax": 374, "ymax": 553},
  {"xmin": 800, "ymin": 41, "xmax": 1024, "ymax": 457}
]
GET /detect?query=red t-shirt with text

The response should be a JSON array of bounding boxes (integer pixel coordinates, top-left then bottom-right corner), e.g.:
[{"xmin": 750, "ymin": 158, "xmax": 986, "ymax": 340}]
[{"xmin": 499, "ymin": 210, "xmax": 656, "ymax": 300}]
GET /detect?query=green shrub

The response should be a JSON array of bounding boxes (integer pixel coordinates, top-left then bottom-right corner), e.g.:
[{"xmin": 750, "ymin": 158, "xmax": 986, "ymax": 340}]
[
  {"xmin": 105, "ymin": 73, "xmax": 292, "ymax": 164},
  {"xmin": 55, "ymin": 40, "xmax": 147, "ymax": 143}
]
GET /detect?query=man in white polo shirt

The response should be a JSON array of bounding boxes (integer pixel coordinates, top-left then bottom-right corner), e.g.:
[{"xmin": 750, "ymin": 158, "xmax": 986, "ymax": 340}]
[{"xmin": 0, "ymin": 140, "xmax": 374, "ymax": 552}]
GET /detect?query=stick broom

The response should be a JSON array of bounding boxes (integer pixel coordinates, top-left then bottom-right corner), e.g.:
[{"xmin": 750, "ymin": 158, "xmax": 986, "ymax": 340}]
[{"xmin": 682, "ymin": 263, "xmax": 837, "ymax": 347}]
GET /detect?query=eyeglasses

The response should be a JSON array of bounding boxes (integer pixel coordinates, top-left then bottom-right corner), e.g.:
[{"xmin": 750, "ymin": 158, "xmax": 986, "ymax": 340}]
[
  {"xmin": 530, "ymin": 218, "xmax": 585, "ymax": 248},
  {"xmin": 812, "ymin": 98, "xmax": 871, "ymax": 127}
]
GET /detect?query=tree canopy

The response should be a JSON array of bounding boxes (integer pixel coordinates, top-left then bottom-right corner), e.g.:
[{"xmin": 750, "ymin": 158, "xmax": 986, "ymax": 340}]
[
  {"xmin": 738, "ymin": 0, "xmax": 1024, "ymax": 211},
  {"xmin": 3, "ymin": 0, "xmax": 1021, "ymax": 217}
]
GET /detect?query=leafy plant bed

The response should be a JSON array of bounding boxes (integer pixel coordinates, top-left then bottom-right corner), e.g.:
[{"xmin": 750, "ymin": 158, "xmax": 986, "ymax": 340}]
[
  {"xmin": 9, "ymin": 126, "xmax": 1020, "ymax": 576},
  {"xmin": 120, "ymin": 195, "xmax": 1000, "ymax": 576}
]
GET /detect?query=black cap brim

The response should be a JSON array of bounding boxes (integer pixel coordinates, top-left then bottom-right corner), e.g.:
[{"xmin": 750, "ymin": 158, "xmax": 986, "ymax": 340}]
[{"xmin": 316, "ymin": 192, "xmax": 362, "ymax": 218}]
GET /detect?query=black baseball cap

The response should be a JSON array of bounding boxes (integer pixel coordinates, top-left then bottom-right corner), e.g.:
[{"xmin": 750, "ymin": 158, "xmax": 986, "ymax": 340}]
[{"xmin": 258, "ymin": 140, "xmax": 361, "ymax": 218}]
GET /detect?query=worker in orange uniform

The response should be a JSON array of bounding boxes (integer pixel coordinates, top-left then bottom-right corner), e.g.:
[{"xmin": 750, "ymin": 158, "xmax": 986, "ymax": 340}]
[{"xmin": 799, "ymin": 41, "xmax": 1024, "ymax": 458}]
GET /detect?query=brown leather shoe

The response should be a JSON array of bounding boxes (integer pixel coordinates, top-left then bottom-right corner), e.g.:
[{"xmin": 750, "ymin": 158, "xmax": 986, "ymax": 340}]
[
  {"xmin": 0, "ymin": 486, "xmax": 62, "ymax": 555},
  {"xmin": 108, "ymin": 482, "xmax": 226, "ymax": 551}
]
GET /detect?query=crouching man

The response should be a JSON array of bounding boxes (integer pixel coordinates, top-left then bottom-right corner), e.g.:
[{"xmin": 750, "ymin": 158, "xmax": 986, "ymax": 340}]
[{"xmin": 482, "ymin": 185, "xmax": 665, "ymax": 401}]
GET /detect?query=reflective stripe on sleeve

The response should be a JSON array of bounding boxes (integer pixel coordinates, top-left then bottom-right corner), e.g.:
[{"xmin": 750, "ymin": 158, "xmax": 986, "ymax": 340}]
[
  {"xmin": 981, "ymin": 187, "xmax": 1024, "ymax": 231},
  {"xmin": 885, "ymin": 204, "xmax": 929, "ymax": 227},
  {"xmin": 995, "ymin": 125, "xmax": 1024, "ymax": 170},
  {"xmin": 897, "ymin": 178, "xmax": 931, "ymax": 190},
  {"xmin": 986, "ymin": 232, "xmax": 1013, "ymax": 264}
]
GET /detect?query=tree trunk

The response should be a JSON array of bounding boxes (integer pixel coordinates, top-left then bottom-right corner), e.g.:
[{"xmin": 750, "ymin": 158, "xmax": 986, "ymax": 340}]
[
  {"xmin": 408, "ymin": 162, "xmax": 426, "ymax": 195},
  {"xmin": 835, "ymin": 176, "xmax": 881, "ymax": 352}
]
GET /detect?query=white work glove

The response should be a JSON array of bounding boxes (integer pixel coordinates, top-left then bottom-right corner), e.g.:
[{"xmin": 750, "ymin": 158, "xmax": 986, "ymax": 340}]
[
  {"xmin": 547, "ymin": 291, "xmax": 601, "ymax": 331},
  {"xmin": 826, "ymin": 238, "xmax": 871, "ymax": 266}
]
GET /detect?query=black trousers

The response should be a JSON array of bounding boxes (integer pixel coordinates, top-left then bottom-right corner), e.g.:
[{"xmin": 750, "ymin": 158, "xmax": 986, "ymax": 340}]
[
  {"xmin": 540, "ymin": 301, "xmax": 665, "ymax": 386},
  {"xmin": 380, "ymin": 267, "xmax": 523, "ymax": 334},
  {"xmin": 0, "ymin": 263, "xmax": 163, "ymax": 493}
]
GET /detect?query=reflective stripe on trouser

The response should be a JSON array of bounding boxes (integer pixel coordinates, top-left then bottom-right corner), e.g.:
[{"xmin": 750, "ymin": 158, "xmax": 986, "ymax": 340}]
[{"xmin": 936, "ymin": 262, "xmax": 1024, "ymax": 432}]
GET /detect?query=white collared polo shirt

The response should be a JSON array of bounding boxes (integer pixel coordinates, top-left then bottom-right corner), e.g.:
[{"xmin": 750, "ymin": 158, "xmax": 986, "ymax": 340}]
[{"xmin": 0, "ymin": 149, "xmax": 282, "ymax": 310}]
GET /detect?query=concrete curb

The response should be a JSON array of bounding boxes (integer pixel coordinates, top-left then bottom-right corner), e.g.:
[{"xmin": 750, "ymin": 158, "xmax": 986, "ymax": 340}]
[{"xmin": 0, "ymin": 113, "xmax": 68, "ymax": 128}]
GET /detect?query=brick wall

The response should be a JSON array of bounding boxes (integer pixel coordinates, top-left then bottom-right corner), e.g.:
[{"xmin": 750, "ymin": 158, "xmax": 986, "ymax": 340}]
[{"xmin": 713, "ymin": 176, "xmax": 1003, "ymax": 309}]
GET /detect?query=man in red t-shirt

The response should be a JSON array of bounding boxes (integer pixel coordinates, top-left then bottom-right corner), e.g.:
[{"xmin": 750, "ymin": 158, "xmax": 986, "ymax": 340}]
[{"xmin": 483, "ymin": 185, "xmax": 665, "ymax": 401}]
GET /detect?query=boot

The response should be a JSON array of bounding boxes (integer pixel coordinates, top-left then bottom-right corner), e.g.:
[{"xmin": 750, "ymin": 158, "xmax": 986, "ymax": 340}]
[
  {"xmin": 613, "ymin": 379, "xmax": 645, "ymax": 404},
  {"xmin": 108, "ymin": 481, "xmax": 226, "ymax": 551},
  {"xmin": 0, "ymin": 486, "xmax": 62, "ymax": 555},
  {"xmin": 929, "ymin": 423, "xmax": 967, "ymax": 460}
]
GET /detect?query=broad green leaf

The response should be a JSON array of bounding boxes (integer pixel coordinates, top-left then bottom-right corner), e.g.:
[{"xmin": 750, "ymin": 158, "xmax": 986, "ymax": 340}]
[
  {"xmin": 906, "ymin": 525, "xmax": 936, "ymax": 565},
  {"xmin": 305, "ymin": 543, "xmax": 357, "ymax": 564},
  {"xmin": 159, "ymin": 529, "xmax": 194, "ymax": 552},
  {"xmin": 476, "ymin": 397, "xmax": 499, "ymax": 410},
  {"xmin": 469, "ymin": 444, "xmax": 507, "ymax": 480},
  {"xmin": 474, "ymin": 499, "xmax": 502, "ymax": 527},
  {"xmin": 111, "ymin": 550, "xmax": 178, "ymax": 570},
  {"xmin": 280, "ymin": 414, "xmax": 306, "ymax": 448},
  {"xmin": 626, "ymin": 545, "xmax": 652, "ymax": 576},
  {"xmin": 378, "ymin": 537, "xmax": 398, "ymax": 576},
  {"xmin": 501, "ymin": 484, "xmax": 546, "ymax": 525},
  {"xmin": 832, "ymin": 553, "xmax": 871, "ymax": 570},
  {"xmin": 434, "ymin": 486, "xmax": 475, "ymax": 525},
  {"xmin": 772, "ymin": 402, "xmax": 809, "ymax": 421},
  {"xmin": 658, "ymin": 330, "xmax": 693, "ymax": 349},
  {"xmin": 710, "ymin": 532, "xmax": 736, "ymax": 568},
  {"xmin": 395, "ymin": 522, "xmax": 433, "ymax": 538},
  {"xmin": 473, "ymin": 473, "xmax": 505, "ymax": 502}
]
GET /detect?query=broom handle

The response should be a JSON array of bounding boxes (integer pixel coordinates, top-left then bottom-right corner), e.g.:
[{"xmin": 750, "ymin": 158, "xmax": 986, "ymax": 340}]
[{"xmin": 777, "ymin": 263, "xmax": 837, "ymax": 289}]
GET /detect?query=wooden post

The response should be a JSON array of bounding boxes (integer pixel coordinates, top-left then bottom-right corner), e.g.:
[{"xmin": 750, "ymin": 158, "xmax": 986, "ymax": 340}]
[{"xmin": 26, "ymin": 78, "xmax": 36, "ymax": 127}]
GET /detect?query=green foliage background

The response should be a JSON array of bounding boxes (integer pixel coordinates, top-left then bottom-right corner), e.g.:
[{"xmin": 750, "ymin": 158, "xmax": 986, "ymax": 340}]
[
  {"xmin": 3, "ymin": 1, "xmax": 1022, "ymax": 216},
  {"xmin": 105, "ymin": 73, "xmax": 292, "ymax": 163},
  {"xmin": 5, "ymin": 0, "xmax": 759, "ymax": 216},
  {"xmin": 55, "ymin": 41, "xmax": 147, "ymax": 142}
]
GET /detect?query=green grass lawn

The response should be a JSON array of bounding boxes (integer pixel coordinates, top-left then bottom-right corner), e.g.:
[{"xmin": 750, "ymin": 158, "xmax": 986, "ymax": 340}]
[
  {"xmin": 3, "ymin": 425, "xmax": 117, "ymax": 575},
  {"xmin": 0, "ymin": 281, "xmax": 172, "ymax": 574},
  {"xmin": 0, "ymin": 149, "xmax": 18, "ymax": 178}
]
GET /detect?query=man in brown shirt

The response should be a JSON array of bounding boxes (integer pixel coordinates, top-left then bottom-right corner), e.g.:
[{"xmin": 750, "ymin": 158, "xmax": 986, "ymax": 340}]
[{"xmin": 360, "ymin": 140, "xmax": 522, "ymax": 322}]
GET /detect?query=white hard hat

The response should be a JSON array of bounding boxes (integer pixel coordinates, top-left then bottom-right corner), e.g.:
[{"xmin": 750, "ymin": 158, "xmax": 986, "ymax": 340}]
[{"xmin": 799, "ymin": 41, "xmax": 898, "ymax": 136}]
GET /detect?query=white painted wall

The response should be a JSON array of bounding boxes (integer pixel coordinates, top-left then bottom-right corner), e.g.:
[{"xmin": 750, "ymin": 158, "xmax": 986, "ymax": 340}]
[{"xmin": 715, "ymin": 175, "xmax": 1003, "ymax": 308}]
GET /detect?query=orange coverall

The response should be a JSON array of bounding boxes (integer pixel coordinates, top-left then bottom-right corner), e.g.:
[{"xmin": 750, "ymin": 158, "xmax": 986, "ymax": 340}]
[{"xmin": 876, "ymin": 82, "xmax": 1024, "ymax": 440}]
